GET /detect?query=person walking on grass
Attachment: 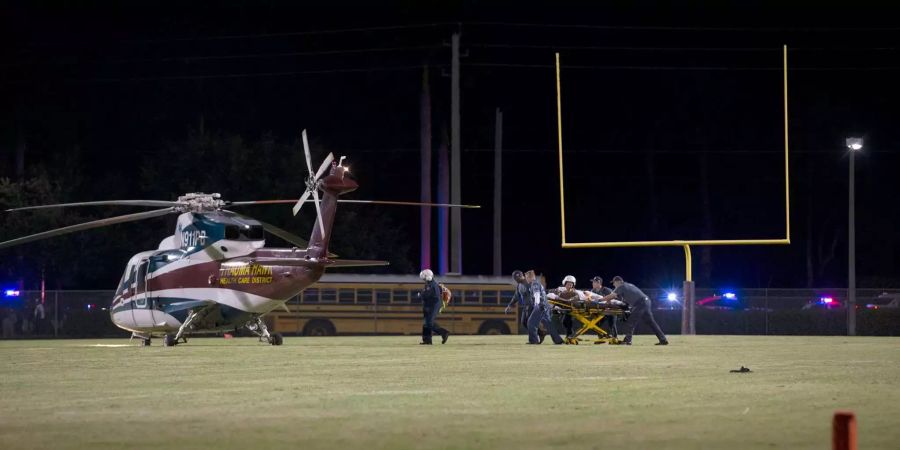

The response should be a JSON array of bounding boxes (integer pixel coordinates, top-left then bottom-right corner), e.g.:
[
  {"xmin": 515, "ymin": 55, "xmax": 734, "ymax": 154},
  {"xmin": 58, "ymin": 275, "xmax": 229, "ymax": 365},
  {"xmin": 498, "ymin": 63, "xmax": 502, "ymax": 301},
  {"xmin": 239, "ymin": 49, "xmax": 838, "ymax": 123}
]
[{"xmin": 418, "ymin": 269, "xmax": 450, "ymax": 345}]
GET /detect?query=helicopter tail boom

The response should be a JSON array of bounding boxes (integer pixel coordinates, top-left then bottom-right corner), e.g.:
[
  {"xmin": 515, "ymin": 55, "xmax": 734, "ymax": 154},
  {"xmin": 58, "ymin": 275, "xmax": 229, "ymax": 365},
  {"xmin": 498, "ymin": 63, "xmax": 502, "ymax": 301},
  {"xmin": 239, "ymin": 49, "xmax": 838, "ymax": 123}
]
[{"xmin": 306, "ymin": 163, "xmax": 358, "ymax": 259}]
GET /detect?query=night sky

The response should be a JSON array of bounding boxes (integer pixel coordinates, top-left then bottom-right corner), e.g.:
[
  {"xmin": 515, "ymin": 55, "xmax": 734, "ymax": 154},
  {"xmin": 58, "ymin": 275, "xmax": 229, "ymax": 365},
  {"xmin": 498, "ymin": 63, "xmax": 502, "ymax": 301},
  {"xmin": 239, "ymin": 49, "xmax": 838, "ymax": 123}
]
[{"xmin": 2, "ymin": 1, "xmax": 899, "ymax": 291}]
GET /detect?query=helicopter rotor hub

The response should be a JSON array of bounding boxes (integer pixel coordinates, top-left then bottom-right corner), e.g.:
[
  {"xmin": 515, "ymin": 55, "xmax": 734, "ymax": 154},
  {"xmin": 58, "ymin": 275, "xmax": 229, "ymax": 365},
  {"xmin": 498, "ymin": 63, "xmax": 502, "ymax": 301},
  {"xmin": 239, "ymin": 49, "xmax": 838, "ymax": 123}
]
[
  {"xmin": 304, "ymin": 177, "xmax": 319, "ymax": 192},
  {"xmin": 175, "ymin": 193, "xmax": 227, "ymax": 213}
]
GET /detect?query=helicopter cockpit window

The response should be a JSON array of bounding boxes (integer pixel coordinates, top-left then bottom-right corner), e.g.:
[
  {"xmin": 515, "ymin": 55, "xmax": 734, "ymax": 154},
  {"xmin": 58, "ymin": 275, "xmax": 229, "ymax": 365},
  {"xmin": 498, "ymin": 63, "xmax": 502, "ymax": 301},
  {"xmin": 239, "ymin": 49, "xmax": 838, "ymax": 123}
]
[
  {"xmin": 115, "ymin": 268, "xmax": 134, "ymax": 296},
  {"xmin": 149, "ymin": 250, "xmax": 186, "ymax": 272},
  {"xmin": 225, "ymin": 225, "xmax": 265, "ymax": 241},
  {"xmin": 135, "ymin": 261, "xmax": 149, "ymax": 292}
]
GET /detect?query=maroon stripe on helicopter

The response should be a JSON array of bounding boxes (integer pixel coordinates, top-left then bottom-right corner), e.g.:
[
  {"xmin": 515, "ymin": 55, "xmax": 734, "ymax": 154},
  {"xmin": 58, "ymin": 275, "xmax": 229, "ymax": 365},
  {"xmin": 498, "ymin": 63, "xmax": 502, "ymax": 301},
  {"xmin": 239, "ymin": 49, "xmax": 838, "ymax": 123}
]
[{"xmin": 145, "ymin": 259, "xmax": 324, "ymax": 300}]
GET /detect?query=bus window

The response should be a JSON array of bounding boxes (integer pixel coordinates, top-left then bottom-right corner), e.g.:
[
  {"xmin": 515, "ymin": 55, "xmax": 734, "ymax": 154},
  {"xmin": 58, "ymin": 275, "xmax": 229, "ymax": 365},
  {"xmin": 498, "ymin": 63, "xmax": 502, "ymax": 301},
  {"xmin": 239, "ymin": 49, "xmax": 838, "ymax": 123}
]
[
  {"xmin": 464, "ymin": 290, "xmax": 480, "ymax": 304},
  {"xmin": 393, "ymin": 289, "xmax": 409, "ymax": 303},
  {"xmin": 357, "ymin": 289, "xmax": 373, "ymax": 304},
  {"xmin": 375, "ymin": 289, "xmax": 391, "ymax": 304},
  {"xmin": 303, "ymin": 288, "xmax": 319, "ymax": 304},
  {"xmin": 500, "ymin": 291, "xmax": 515, "ymax": 305},
  {"xmin": 338, "ymin": 289, "xmax": 355, "ymax": 304},
  {"xmin": 482, "ymin": 290, "xmax": 499, "ymax": 304},
  {"xmin": 320, "ymin": 289, "xmax": 337, "ymax": 303}
]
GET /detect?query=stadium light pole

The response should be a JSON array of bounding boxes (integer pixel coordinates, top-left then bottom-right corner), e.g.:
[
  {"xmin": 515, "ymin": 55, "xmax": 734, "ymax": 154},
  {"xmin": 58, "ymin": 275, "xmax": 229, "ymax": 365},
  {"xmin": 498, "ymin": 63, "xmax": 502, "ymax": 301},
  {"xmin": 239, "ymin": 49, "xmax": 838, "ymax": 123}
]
[{"xmin": 846, "ymin": 137, "xmax": 863, "ymax": 336}]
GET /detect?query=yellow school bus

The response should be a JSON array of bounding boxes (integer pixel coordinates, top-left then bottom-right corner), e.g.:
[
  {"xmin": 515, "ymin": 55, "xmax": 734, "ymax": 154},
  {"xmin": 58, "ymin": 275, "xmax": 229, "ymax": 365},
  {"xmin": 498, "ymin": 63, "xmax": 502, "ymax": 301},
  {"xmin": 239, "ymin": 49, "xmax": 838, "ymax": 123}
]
[{"xmin": 270, "ymin": 274, "xmax": 519, "ymax": 336}]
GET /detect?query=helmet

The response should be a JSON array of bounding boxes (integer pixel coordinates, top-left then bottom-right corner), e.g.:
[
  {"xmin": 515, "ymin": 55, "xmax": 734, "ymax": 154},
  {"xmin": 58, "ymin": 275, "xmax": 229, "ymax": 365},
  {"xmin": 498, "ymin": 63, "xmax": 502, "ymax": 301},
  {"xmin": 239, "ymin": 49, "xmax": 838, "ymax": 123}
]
[
  {"xmin": 562, "ymin": 275, "xmax": 576, "ymax": 285},
  {"xmin": 512, "ymin": 270, "xmax": 525, "ymax": 282},
  {"xmin": 419, "ymin": 269, "xmax": 434, "ymax": 281}
]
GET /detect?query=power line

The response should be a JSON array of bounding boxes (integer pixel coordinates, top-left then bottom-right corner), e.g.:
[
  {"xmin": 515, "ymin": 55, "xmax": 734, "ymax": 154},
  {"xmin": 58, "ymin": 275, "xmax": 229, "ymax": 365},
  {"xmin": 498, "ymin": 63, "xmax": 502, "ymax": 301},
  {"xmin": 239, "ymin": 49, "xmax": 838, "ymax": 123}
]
[
  {"xmin": 13, "ymin": 23, "xmax": 454, "ymax": 52},
  {"xmin": 90, "ymin": 23, "xmax": 454, "ymax": 45},
  {"xmin": 463, "ymin": 62, "xmax": 900, "ymax": 71},
  {"xmin": 465, "ymin": 21, "xmax": 900, "ymax": 33},
  {"xmin": 1, "ymin": 65, "xmax": 443, "ymax": 85},
  {"xmin": 291, "ymin": 148, "xmax": 900, "ymax": 154},
  {"xmin": 1, "ymin": 45, "xmax": 445, "ymax": 68},
  {"xmin": 469, "ymin": 43, "xmax": 900, "ymax": 52}
]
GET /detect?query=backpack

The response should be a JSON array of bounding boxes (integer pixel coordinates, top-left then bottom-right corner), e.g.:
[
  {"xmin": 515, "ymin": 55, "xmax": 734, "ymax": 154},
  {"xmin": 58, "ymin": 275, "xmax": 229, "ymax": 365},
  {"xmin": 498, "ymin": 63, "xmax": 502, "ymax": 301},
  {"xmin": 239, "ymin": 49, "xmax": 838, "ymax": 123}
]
[{"xmin": 439, "ymin": 283, "xmax": 452, "ymax": 309}]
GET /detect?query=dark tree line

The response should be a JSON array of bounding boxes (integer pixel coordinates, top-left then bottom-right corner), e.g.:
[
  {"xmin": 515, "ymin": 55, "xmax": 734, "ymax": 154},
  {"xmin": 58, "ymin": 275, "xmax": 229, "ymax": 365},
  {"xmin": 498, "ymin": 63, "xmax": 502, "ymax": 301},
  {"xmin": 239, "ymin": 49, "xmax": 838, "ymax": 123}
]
[{"xmin": 0, "ymin": 128, "xmax": 413, "ymax": 290}]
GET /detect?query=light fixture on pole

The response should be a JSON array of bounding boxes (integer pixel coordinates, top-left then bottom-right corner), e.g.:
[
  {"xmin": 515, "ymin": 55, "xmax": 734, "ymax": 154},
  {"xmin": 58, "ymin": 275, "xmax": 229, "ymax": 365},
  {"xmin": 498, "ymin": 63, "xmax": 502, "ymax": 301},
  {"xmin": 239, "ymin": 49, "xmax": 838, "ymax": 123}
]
[{"xmin": 845, "ymin": 137, "xmax": 862, "ymax": 336}]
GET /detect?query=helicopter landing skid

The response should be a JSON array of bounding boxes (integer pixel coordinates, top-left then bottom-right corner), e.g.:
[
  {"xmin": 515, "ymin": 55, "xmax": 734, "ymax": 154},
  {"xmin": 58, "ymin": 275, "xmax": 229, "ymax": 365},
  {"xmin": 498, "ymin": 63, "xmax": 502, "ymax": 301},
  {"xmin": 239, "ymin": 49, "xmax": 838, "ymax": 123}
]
[
  {"xmin": 131, "ymin": 332, "xmax": 152, "ymax": 346},
  {"xmin": 245, "ymin": 317, "xmax": 283, "ymax": 346},
  {"xmin": 165, "ymin": 310, "xmax": 200, "ymax": 347}
]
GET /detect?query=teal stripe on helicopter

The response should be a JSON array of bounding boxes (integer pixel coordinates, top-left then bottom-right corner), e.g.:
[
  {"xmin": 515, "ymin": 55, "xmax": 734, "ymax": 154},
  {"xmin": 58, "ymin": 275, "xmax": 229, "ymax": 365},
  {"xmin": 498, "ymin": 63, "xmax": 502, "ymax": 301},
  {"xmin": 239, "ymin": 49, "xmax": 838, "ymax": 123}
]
[{"xmin": 110, "ymin": 297, "xmax": 211, "ymax": 316}]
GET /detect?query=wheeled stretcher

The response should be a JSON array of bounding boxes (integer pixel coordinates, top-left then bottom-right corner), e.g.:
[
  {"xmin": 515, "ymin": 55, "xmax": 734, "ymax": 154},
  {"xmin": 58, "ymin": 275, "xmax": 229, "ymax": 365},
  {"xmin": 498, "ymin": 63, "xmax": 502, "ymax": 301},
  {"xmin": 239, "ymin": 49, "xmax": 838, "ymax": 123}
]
[{"xmin": 548, "ymin": 298, "xmax": 630, "ymax": 344}]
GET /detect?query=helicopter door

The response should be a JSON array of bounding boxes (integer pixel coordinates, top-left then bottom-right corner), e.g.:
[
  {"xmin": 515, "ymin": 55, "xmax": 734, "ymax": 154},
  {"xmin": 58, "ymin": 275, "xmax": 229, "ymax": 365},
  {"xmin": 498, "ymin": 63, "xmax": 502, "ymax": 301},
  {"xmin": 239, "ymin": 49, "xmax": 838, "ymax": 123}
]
[
  {"xmin": 123, "ymin": 264, "xmax": 140, "ymax": 328},
  {"xmin": 143, "ymin": 259, "xmax": 163, "ymax": 328},
  {"xmin": 133, "ymin": 259, "xmax": 157, "ymax": 328}
]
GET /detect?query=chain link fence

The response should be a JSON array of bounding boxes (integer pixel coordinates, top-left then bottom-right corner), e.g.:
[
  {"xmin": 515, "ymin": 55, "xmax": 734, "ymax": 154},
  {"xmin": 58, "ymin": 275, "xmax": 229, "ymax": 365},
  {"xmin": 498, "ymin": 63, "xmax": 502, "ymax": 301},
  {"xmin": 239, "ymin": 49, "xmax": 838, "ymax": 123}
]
[{"xmin": 2, "ymin": 288, "xmax": 898, "ymax": 338}]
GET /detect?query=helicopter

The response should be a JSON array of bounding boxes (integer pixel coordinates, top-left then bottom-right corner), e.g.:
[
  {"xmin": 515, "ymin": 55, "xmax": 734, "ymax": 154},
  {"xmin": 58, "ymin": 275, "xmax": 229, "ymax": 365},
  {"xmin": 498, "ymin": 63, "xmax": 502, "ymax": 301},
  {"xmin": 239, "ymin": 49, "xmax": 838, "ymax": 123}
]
[{"xmin": 0, "ymin": 130, "xmax": 477, "ymax": 346}]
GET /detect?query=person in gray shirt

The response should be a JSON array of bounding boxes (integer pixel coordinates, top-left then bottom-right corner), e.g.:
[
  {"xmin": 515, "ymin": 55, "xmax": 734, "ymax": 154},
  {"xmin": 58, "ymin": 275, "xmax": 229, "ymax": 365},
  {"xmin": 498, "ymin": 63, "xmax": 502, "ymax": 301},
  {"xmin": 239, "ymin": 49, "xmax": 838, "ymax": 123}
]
[
  {"xmin": 600, "ymin": 276, "xmax": 668, "ymax": 345},
  {"xmin": 505, "ymin": 270, "xmax": 531, "ymax": 336},
  {"xmin": 590, "ymin": 276, "xmax": 618, "ymax": 338},
  {"xmin": 525, "ymin": 270, "xmax": 563, "ymax": 345}
]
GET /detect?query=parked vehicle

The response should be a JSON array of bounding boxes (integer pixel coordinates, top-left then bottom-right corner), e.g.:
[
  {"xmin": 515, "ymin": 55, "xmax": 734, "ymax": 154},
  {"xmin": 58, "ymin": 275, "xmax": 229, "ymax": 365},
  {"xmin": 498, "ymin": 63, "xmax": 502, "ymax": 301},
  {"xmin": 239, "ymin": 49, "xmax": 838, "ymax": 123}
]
[
  {"xmin": 802, "ymin": 296, "xmax": 844, "ymax": 310},
  {"xmin": 697, "ymin": 292, "xmax": 744, "ymax": 311},
  {"xmin": 865, "ymin": 292, "xmax": 900, "ymax": 310}
]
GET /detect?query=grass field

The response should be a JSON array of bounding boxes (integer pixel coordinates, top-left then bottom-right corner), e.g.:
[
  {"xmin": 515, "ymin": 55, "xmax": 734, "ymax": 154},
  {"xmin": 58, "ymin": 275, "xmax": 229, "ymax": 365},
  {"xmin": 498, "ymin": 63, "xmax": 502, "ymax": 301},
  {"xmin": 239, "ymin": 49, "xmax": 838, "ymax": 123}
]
[{"xmin": 1, "ymin": 335, "xmax": 898, "ymax": 449}]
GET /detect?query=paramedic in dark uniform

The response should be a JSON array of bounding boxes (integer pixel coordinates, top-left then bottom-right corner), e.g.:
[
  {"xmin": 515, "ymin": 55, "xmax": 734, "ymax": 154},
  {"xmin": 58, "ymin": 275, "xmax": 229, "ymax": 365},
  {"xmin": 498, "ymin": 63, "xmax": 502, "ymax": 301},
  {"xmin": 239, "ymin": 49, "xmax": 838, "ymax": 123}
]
[
  {"xmin": 590, "ymin": 276, "xmax": 618, "ymax": 338},
  {"xmin": 525, "ymin": 270, "xmax": 563, "ymax": 345},
  {"xmin": 505, "ymin": 270, "xmax": 530, "ymax": 332},
  {"xmin": 600, "ymin": 276, "xmax": 668, "ymax": 345},
  {"xmin": 419, "ymin": 269, "xmax": 450, "ymax": 345}
]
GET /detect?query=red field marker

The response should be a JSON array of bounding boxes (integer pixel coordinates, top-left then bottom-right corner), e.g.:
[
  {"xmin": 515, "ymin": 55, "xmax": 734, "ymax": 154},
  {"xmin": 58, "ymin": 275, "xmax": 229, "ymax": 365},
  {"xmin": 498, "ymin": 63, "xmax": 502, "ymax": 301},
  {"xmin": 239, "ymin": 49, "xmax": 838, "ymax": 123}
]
[{"xmin": 832, "ymin": 411, "xmax": 857, "ymax": 450}]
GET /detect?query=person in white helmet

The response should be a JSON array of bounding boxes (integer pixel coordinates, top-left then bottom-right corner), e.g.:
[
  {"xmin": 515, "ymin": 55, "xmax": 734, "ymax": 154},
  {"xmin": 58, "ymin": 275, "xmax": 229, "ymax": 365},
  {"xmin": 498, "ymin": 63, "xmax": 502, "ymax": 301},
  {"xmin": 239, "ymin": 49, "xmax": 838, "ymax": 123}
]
[
  {"xmin": 418, "ymin": 269, "xmax": 449, "ymax": 344},
  {"xmin": 546, "ymin": 275, "xmax": 588, "ymax": 340}
]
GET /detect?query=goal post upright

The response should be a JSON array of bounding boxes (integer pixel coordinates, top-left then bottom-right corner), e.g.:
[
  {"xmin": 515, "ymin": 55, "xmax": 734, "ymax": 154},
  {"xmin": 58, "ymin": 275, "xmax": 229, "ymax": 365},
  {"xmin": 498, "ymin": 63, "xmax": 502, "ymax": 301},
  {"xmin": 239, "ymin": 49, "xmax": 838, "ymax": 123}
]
[{"xmin": 554, "ymin": 46, "xmax": 791, "ymax": 335}]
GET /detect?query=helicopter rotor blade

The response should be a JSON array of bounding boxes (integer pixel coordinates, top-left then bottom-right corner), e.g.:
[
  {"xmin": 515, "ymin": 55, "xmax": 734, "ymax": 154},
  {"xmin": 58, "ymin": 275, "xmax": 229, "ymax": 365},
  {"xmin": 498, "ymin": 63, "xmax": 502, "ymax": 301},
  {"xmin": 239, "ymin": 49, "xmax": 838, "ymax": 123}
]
[
  {"xmin": 257, "ymin": 220, "xmax": 309, "ymax": 249},
  {"xmin": 314, "ymin": 152, "xmax": 335, "ymax": 180},
  {"xmin": 253, "ymin": 219, "xmax": 309, "ymax": 248},
  {"xmin": 223, "ymin": 210, "xmax": 337, "ymax": 256},
  {"xmin": 301, "ymin": 129, "xmax": 314, "ymax": 175},
  {"xmin": 0, "ymin": 207, "xmax": 175, "ymax": 250},
  {"xmin": 334, "ymin": 199, "xmax": 480, "ymax": 209},
  {"xmin": 291, "ymin": 189, "xmax": 312, "ymax": 217},
  {"xmin": 5, "ymin": 200, "xmax": 180, "ymax": 212},
  {"xmin": 230, "ymin": 199, "xmax": 481, "ymax": 209},
  {"xmin": 257, "ymin": 220, "xmax": 339, "ymax": 257},
  {"xmin": 311, "ymin": 189, "xmax": 326, "ymax": 238}
]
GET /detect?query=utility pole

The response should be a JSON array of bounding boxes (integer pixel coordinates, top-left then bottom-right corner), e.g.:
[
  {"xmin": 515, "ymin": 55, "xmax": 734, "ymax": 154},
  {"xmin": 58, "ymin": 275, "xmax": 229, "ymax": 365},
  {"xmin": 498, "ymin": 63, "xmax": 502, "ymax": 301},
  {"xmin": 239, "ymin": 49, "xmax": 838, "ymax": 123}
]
[
  {"xmin": 450, "ymin": 31, "xmax": 462, "ymax": 274},
  {"xmin": 493, "ymin": 108, "xmax": 503, "ymax": 276},
  {"xmin": 848, "ymin": 143, "xmax": 857, "ymax": 336},
  {"xmin": 420, "ymin": 66, "xmax": 433, "ymax": 271},
  {"xmin": 437, "ymin": 127, "xmax": 450, "ymax": 275},
  {"xmin": 845, "ymin": 137, "xmax": 862, "ymax": 336}
]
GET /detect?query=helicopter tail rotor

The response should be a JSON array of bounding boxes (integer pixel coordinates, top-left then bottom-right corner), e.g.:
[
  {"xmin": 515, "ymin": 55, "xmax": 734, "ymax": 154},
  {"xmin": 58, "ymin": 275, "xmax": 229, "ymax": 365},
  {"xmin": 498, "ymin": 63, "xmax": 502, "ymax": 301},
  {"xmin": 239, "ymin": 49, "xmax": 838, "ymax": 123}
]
[{"xmin": 291, "ymin": 129, "xmax": 333, "ymax": 240}]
